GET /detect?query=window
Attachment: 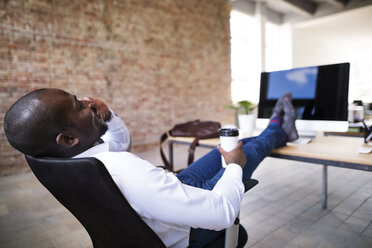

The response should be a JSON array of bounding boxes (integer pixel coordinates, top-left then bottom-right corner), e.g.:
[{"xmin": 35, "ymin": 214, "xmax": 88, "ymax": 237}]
[{"xmin": 230, "ymin": 10, "xmax": 292, "ymax": 104}]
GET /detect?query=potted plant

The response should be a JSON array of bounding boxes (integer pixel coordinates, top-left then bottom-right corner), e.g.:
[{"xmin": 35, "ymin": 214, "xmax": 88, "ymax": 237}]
[{"xmin": 224, "ymin": 100, "xmax": 256, "ymax": 136}]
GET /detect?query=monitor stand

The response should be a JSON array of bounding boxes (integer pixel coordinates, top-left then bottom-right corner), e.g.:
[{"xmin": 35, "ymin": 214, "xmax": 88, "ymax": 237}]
[{"xmin": 298, "ymin": 130, "xmax": 317, "ymax": 138}]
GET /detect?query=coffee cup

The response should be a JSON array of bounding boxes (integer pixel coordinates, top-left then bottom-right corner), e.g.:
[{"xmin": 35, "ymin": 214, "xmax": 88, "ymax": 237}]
[{"xmin": 220, "ymin": 128, "xmax": 239, "ymax": 168}]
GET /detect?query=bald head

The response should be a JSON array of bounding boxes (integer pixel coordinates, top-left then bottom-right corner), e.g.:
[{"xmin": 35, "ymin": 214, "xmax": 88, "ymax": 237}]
[
  {"xmin": 4, "ymin": 89, "xmax": 67, "ymax": 157},
  {"xmin": 4, "ymin": 88, "xmax": 107, "ymax": 158}
]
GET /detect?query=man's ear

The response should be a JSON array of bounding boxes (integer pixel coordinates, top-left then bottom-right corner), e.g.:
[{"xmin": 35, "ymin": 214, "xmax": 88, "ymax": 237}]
[{"xmin": 56, "ymin": 132, "xmax": 79, "ymax": 148}]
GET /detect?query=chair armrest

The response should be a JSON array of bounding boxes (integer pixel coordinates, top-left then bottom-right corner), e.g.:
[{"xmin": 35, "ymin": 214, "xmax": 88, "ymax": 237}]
[{"xmin": 243, "ymin": 179, "xmax": 258, "ymax": 193}]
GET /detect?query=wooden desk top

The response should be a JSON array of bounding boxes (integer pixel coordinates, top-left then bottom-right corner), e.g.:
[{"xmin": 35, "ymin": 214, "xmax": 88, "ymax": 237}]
[
  {"xmin": 168, "ymin": 134, "xmax": 372, "ymax": 169},
  {"xmin": 272, "ymin": 134, "xmax": 372, "ymax": 167}
]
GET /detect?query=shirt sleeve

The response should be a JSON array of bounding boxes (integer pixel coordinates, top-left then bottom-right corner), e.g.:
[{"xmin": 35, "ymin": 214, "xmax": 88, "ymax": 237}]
[
  {"xmin": 100, "ymin": 109, "xmax": 131, "ymax": 152},
  {"xmin": 95, "ymin": 152, "xmax": 245, "ymax": 231}
]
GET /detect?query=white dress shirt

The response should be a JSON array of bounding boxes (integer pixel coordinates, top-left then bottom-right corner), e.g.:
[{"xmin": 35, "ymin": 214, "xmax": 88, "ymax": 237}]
[{"xmin": 74, "ymin": 110, "xmax": 244, "ymax": 248}]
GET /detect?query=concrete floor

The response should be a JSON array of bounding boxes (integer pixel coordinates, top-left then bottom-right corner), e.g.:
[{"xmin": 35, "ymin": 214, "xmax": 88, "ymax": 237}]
[{"xmin": 0, "ymin": 144, "xmax": 372, "ymax": 248}]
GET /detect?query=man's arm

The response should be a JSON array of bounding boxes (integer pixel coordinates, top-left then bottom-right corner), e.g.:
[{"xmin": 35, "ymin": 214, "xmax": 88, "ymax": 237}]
[
  {"xmin": 96, "ymin": 152, "xmax": 245, "ymax": 230},
  {"xmin": 100, "ymin": 109, "xmax": 131, "ymax": 151}
]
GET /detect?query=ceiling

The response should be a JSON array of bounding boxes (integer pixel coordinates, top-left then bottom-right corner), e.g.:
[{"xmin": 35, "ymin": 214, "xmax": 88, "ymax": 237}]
[{"xmin": 229, "ymin": 0, "xmax": 372, "ymax": 24}]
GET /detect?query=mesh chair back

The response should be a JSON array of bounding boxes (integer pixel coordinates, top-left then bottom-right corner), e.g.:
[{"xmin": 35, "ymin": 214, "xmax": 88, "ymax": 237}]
[{"xmin": 25, "ymin": 155, "xmax": 166, "ymax": 248}]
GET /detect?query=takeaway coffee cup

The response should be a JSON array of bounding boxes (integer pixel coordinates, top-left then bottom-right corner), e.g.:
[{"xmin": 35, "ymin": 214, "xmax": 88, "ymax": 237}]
[{"xmin": 220, "ymin": 128, "xmax": 239, "ymax": 168}]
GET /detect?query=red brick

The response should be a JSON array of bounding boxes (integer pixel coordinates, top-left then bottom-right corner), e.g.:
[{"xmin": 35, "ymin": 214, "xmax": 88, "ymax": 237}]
[{"xmin": 0, "ymin": 0, "xmax": 234, "ymax": 175}]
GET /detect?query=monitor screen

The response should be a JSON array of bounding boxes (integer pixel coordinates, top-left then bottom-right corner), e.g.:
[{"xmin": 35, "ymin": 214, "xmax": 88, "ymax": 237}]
[
  {"xmin": 257, "ymin": 63, "xmax": 350, "ymax": 134},
  {"xmin": 266, "ymin": 66, "xmax": 318, "ymax": 100}
]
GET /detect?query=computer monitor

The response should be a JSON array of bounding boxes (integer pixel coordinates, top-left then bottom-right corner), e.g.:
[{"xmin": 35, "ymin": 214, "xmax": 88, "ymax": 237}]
[{"xmin": 256, "ymin": 62, "xmax": 350, "ymax": 137}]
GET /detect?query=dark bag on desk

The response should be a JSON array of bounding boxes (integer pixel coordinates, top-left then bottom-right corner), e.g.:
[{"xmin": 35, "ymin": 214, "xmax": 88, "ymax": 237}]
[{"xmin": 160, "ymin": 120, "xmax": 221, "ymax": 171}]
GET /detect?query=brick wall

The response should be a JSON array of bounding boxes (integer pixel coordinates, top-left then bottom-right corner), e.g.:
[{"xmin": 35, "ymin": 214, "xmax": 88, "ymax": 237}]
[{"xmin": 0, "ymin": 0, "xmax": 234, "ymax": 175}]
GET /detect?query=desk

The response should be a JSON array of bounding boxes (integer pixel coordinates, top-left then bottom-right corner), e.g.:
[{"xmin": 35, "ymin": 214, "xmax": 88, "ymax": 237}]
[{"xmin": 168, "ymin": 134, "xmax": 372, "ymax": 208}]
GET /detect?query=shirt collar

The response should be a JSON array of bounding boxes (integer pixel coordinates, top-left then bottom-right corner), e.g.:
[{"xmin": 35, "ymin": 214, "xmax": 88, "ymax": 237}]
[{"xmin": 73, "ymin": 142, "xmax": 110, "ymax": 158}]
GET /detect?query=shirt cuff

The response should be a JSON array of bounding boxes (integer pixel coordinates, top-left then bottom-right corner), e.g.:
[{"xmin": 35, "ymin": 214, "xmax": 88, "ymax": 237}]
[{"xmin": 225, "ymin": 163, "xmax": 243, "ymax": 178}]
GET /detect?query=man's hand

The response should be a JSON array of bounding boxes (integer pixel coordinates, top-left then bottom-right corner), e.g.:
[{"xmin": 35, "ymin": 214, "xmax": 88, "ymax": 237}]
[
  {"xmin": 82, "ymin": 97, "xmax": 112, "ymax": 122},
  {"xmin": 217, "ymin": 142, "xmax": 247, "ymax": 169}
]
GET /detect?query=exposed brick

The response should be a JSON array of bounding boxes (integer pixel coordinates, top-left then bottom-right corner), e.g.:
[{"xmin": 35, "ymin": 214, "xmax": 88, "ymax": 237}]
[{"xmin": 0, "ymin": 0, "xmax": 234, "ymax": 175}]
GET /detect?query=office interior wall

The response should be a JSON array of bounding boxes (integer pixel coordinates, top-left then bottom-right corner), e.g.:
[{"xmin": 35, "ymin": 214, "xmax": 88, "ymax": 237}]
[
  {"xmin": 0, "ymin": 0, "xmax": 233, "ymax": 175},
  {"xmin": 292, "ymin": 6, "xmax": 372, "ymax": 103}
]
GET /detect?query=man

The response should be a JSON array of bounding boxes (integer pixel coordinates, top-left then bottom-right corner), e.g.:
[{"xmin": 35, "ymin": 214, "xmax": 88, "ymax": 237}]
[{"xmin": 4, "ymin": 88, "xmax": 298, "ymax": 248}]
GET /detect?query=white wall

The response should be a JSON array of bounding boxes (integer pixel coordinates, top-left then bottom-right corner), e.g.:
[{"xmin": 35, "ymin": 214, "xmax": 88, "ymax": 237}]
[{"xmin": 292, "ymin": 6, "xmax": 372, "ymax": 103}]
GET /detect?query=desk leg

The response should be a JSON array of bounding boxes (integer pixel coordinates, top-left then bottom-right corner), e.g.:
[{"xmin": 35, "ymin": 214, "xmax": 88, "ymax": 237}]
[
  {"xmin": 168, "ymin": 140, "xmax": 174, "ymax": 171},
  {"xmin": 322, "ymin": 165, "xmax": 328, "ymax": 209}
]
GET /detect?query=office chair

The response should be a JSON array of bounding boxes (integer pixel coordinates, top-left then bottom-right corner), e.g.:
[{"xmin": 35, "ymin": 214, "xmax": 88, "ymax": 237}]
[
  {"xmin": 25, "ymin": 155, "xmax": 258, "ymax": 248},
  {"xmin": 25, "ymin": 155, "xmax": 166, "ymax": 248}
]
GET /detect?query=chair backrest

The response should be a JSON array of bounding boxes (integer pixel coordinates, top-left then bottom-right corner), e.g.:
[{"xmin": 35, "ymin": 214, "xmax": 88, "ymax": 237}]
[{"xmin": 25, "ymin": 155, "xmax": 166, "ymax": 248}]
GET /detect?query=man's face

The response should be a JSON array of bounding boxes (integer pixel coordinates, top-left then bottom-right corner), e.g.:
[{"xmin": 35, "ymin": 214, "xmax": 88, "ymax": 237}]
[
  {"xmin": 41, "ymin": 89, "xmax": 108, "ymax": 149},
  {"xmin": 69, "ymin": 94, "xmax": 108, "ymax": 143}
]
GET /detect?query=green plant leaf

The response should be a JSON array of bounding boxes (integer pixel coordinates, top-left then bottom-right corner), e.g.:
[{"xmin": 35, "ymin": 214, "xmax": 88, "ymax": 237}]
[
  {"xmin": 224, "ymin": 101, "xmax": 256, "ymax": 114},
  {"xmin": 223, "ymin": 104, "xmax": 239, "ymax": 110},
  {"xmin": 237, "ymin": 100, "xmax": 255, "ymax": 114}
]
